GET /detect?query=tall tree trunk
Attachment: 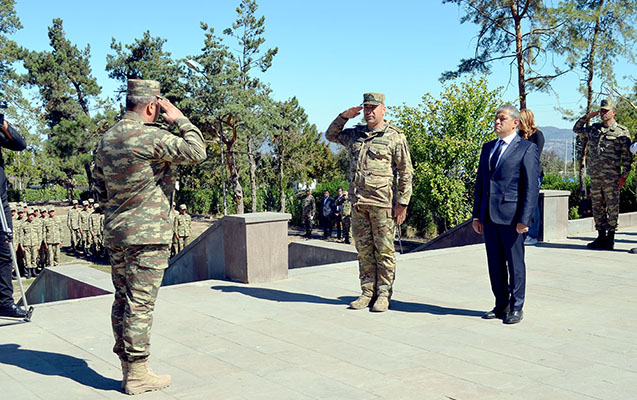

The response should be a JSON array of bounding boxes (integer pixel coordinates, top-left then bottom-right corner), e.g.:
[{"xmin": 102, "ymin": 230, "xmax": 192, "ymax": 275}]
[
  {"xmin": 579, "ymin": 0, "xmax": 603, "ymax": 204},
  {"xmin": 279, "ymin": 146, "xmax": 285, "ymax": 213},
  {"xmin": 512, "ymin": 3, "xmax": 526, "ymax": 109},
  {"xmin": 247, "ymin": 138, "xmax": 257, "ymax": 212}
]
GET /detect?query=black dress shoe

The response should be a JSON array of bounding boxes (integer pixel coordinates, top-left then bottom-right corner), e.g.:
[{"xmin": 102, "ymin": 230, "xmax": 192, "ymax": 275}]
[
  {"xmin": 0, "ymin": 304, "xmax": 27, "ymax": 318},
  {"xmin": 482, "ymin": 307, "xmax": 509, "ymax": 319},
  {"xmin": 504, "ymin": 310, "xmax": 523, "ymax": 324}
]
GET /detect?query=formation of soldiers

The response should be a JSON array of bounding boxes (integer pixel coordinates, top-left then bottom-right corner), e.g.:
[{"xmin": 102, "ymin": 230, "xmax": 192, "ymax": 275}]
[
  {"xmin": 9, "ymin": 198, "xmax": 105, "ymax": 279},
  {"xmin": 66, "ymin": 198, "xmax": 105, "ymax": 258}
]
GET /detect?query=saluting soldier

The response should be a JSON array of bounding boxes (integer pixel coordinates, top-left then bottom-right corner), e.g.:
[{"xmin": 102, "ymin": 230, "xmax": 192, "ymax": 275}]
[
  {"xmin": 574, "ymin": 98, "xmax": 632, "ymax": 250},
  {"xmin": 93, "ymin": 79, "xmax": 206, "ymax": 394},
  {"xmin": 20, "ymin": 210, "xmax": 41, "ymax": 278},
  {"xmin": 174, "ymin": 204, "xmax": 192, "ymax": 253},
  {"xmin": 79, "ymin": 200, "xmax": 91, "ymax": 254},
  {"xmin": 67, "ymin": 199, "xmax": 81, "ymax": 252},
  {"xmin": 43, "ymin": 208, "xmax": 63, "ymax": 267},
  {"xmin": 326, "ymin": 92, "xmax": 413, "ymax": 312}
]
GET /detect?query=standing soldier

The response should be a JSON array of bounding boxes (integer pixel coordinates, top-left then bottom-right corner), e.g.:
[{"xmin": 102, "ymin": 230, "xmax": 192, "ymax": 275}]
[
  {"xmin": 67, "ymin": 199, "xmax": 81, "ymax": 252},
  {"xmin": 326, "ymin": 92, "xmax": 413, "ymax": 312},
  {"xmin": 334, "ymin": 188, "xmax": 345, "ymax": 240},
  {"xmin": 302, "ymin": 189, "xmax": 315, "ymax": 238},
  {"xmin": 574, "ymin": 98, "xmax": 632, "ymax": 250},
  {"xmin": 170, "ymin": 202, "xmax": 178, "ymax": 257},
  {"xmin": 20, "ymin": 210, "xmax": 41, "ymax": 278},
  {"xmin": 93, "ymin": 79, "xmax": 206, "ymax": 394},
  {"xmin": 79, "ymin": 200, "xmax": 91, "ymax": 255},
  {"xmin": 174, "ymin": 204, "xmax": 192, "ymax": 253},
  {"xmin": 13, "ymin": 209, "xmax": 26, "ymax": 278},
  {"xmin": 43, "ymin": 208, "xmax": 63, "ymax": 267},
  {"xmin": 341, "ymin": 191, "xmax": 352, "ymax": 244},
  {"xmin": 89, "ymin": 204, "xmax": 104, "ymax": 257},
  {"xmin": 38, "ymin": 207, "xmax": 48, "ymax": 270}
]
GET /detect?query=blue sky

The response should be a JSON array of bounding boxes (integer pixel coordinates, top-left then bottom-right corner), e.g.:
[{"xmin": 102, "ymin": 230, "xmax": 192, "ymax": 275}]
[{"xmin": 11, "ymin": 0, "xmax": 634, "ymax": 131}]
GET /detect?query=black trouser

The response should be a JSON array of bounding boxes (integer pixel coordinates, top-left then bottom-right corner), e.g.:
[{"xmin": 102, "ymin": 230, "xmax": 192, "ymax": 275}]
[
  {"xmin": 322, "ymin": 215, "xmax": 332, "ymax": 238},
  {"xmin": 334, "ymin": 214, "xmax": 343, "ymax": 239},
  {"xmin": 0, "ymin": 206, "xmax": 14, "ymax": 308}
]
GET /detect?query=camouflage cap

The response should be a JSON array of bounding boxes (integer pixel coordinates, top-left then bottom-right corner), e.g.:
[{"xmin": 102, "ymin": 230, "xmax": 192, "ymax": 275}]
[
  {"xmin": 127, "ymin": 79, "xmax": 161, "ymax": 97},
  {"xmin": 27, "ymin": 209, "xmax": 35, "ymax": 215},
  {"xmin": 40, "ymin": 208, "xmax": 47, "ymax": 212},
  {"xmin": 179, "ymin": 204, "xmax": 187, "ymax": 210},
  {"xmin": 72, "ymin": 199, "xmax": 78, "ymax": 205},
  {"xmin": 600, "ymin": 98, "xmax": 616, "ymax": 110},
  {"xmin": 33, "ymin": 209, "xmax": 39, "ymax": 213},
  {"xmin": 82, "ymin": 200, "xmax": 89, "ymax": 206},
  {"xmin": 88, "ymin": 198, "xmax": 94, "ymax": 203},
  {"xmin": 363, "ymin": 92, "xmax": 385, "ymax": 106},
  {"xmin": 17, "ymin": 209, "xmax": 24, "ymax": 214},
  {"xmin": 49, "ymin": 208, "xmax": 56, "ymax": 212},
  {"xmin": 94, "ymin": 203, "xmax": 100, "ymax": 208}
]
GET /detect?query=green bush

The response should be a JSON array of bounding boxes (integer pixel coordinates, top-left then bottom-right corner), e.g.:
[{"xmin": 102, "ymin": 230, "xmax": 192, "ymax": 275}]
[
  {"xmin": 177, "ymin": 188, "xmax": 220, "ymax": 215},
  {"xmin": 8, "ymin": 185, "xmax": 70, "ymax": 202}
]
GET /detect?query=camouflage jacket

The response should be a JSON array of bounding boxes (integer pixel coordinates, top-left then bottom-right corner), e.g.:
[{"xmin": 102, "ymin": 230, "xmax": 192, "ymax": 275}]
[
  {"xmin": 67, "ymin": 207, "xmax": 81, "ymax": 229},
  {"xmin": 13, "ymin": 217, "xmax": 23, "ymax": 245},
  {"xmin": 326, "ymin": 116, "xmax": 413, "ymax": 208},
  {"xmin": 302, "ymin": 194, "xmax": 315, "ymax": 218},
  {"xmin": 174, "ymin": 213, "xmax": 192, "ymax": 237},
  {"xmin": 79, "ymin": 209, "xmax": 91, "ymax": 231},
  {"xmin": 43, "ymin": 216, "xmax": 63, "ymax": 244},
  {"xmin": 89, "ymin": 212, "xmax": 104, "ymax": 234},
  {"xmin": 20, "ymin": 219, "xmax": 41, "ymax": 247},
  {"xmin": 573, "ymin": 118, "xmax": 632, "ymax": 178},
  {"xmin": 341, "ymin": 198, "xmax": 352, "ymax": 217},
  {"xmin": 93, "ymin": 112, "xmax": 206, "ymax": 246}
]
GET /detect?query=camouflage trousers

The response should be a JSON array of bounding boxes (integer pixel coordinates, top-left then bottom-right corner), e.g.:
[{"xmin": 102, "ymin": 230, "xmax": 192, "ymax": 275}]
[
  {"xmin": 47, "ymin": 243, "xmax": 60, "ymax": 267},
  {"xmin": 303, "ymin": 216, "xmax": 313, "ymax": 236},
  {"xmin": 342, "ymin": 215, "xmax": 352, "ymax": 242},
  {"xmin": 39, "ymin": 243, "xmax": 48, "ymax": 267},
  {"xmin": 108, "ymin": 244, "xmax": 169, "ymax": 362},
  {"xmin": 176, "ymin": 236, "xmax": 190, "ymax": 253},
  {"xmin": 70, "ymin": 228, "xmax": 81, "ymax": 250},
  {"xmin": 23, "ymin": 245, "xmax": 38, "ymax": 270},
  {"xmin": 80, "ymin": 231, "xmax": 91, "ymax": 252},
  {"xmin": 352, "ymin": 205, "xmax": 396, "ymax": 297},
  {"xmin": 590, "ymin": 177, "xmax": 620, "ymax": 231}
]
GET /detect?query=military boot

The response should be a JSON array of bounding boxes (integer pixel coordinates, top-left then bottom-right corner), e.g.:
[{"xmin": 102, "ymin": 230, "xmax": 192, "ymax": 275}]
[
  {"xmin": 371, "ymin": 295, "xmax": 390, "ymax": 312},
  {"xmin": 349, "ymin": 294, "xmax": 372, "ymax": 309},
  {"xmin": 587, "ymin": 230, "xmax": 606, "ymax": 249},
  {"xmin": 604, "ymin": 230, "xmax": 615, "ymax": 250},
  {"xmin": 124, "ymin": 359, "xmax": 171, "ymax": 395}
]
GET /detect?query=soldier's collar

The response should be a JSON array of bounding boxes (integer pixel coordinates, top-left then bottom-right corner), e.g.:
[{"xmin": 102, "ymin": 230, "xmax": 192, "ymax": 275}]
[{"xmin": 123, "ymin": 111, "xmax": 145, "ymax": 122}]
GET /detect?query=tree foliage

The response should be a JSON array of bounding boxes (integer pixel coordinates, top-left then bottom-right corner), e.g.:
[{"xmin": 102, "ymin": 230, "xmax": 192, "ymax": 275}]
[
  {"xmin": 391, "ymin": 76, "xmax": 501, "ymax": 235},
  {"xmin": 442, "ymin": 0, "xmax": 565, "ymax": 109}
]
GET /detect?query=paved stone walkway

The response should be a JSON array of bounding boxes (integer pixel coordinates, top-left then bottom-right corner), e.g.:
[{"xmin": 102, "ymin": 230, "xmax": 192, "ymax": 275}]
[{"xmin": 1, "ymin": 231, "xmax": 636, "ymax": 399}]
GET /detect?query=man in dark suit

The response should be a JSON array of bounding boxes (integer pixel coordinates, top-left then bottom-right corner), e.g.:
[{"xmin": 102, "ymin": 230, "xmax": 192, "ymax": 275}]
[
  {"xmin": 321, "ymin": 190, "xmax": 335, "ymax": 239},
  {"xmin": 472, "ymin": 104, "xmax": 539, "ymax": 325}
]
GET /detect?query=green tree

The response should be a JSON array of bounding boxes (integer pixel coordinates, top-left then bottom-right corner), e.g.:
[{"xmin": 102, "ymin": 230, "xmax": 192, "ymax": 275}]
[
  {"xmin": 553, "ymin": 0, "xmax": 637, "ymax": 197},
  {"xmin": 442, "ymin": 0, "xmax": 566, "ymax": 109},
  {"xmin": 391, "ymin": 76, "xmax": 501, "ymax": 235},
  {"xmin": 224, "ymin": 0, "xmax": 278, "ymax": 212},
  {"xmin": 22, "ymin": 18, "xmax": 109, "ymax": 188}
]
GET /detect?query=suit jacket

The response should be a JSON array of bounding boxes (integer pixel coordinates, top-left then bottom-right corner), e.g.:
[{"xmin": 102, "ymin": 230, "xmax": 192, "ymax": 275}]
[
  {"xmin": 472, "ymin": 134, "xmax": 540, "ymax": 226},
  {"xmin": 321, "ymin": 196, "xmax": 335, "ymax": 218}
]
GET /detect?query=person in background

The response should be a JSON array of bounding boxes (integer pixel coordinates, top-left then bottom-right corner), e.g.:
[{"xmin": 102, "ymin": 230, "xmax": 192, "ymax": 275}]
[{"xmin": 518, "ymin": 109, "xmax": 544, "ymax": 245}]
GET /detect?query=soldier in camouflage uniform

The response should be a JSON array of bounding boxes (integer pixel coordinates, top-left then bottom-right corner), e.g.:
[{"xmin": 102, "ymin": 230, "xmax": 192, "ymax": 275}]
[
  {"xmin": 302, "ymin": 189, "xmax": 316, "ymax": 237},
  {"xmin": 93, "ymin": 79, "xmax": 206, "ymax": 395},
  {"xmin": 170, "ymin": 202, "xmax": 178, "ymax": 257},
  {"xmin": 43, "ymin": 208, "xmax": 63, "ymax": 267},
  {"xmin": 67, "ymin": 199, "xmax": 81, "ymax": 252},
  {"xmin": 574, "ymin": 99, "xmax": 632, "ymax": 250},
  {"xmin": 38, "ymin": 207, "xmax": 48, "ymax": 270},
  {"xmin": 89, "ymin": 204, "xmax": 104, "ymax": 257},
  {"xmin": 341, "ymin": 191, "xmax": 352, "ymax": 244},
  {"xmin": 326, "ymin": 92, "xmax": 413, "ymax": 312},
  {"xmin": 13, "ymin": 209, "xmax": 26, "ymax": 278},
  {"xmin": 79, "ymin": 200, "xmax": 91, "ymax": 255},
  {"xmin": 19, "ymin": 210, "xmax": 41, "ymax": 278},
  {"xmin": 174, "ymin": 204, "xmax": 192, "ymax": 253}
]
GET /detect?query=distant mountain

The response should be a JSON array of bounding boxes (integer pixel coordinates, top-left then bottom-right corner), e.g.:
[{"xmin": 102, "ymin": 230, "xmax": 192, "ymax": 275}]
[{"xmin": 540, "ymin": 126, "xmax": 575, "ymax": 161}]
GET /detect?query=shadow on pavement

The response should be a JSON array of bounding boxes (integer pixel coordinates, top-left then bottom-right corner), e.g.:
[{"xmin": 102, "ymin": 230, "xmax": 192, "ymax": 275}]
[
  {"xmin": 0, "ymin": 344, "xmax": 120, "ymax": 392},
  {"xmin": 212, "ymin": 286, "xmax": 483, "ymax": 317}
]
